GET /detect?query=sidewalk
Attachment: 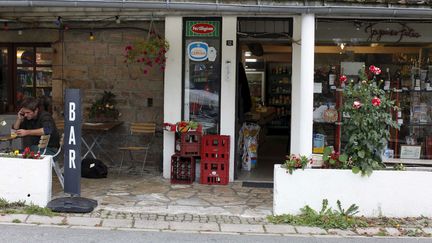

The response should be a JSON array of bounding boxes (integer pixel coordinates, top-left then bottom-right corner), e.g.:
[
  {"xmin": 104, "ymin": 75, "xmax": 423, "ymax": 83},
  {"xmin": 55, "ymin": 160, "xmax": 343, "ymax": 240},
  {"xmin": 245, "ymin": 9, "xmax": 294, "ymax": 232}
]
[
  {"xmin": 1, "ymin": 173, "xmax": 431, "ymax": 238},
  {"xmin": 1, "ymin": 211, "xmax": 432, "ymax": 238}
]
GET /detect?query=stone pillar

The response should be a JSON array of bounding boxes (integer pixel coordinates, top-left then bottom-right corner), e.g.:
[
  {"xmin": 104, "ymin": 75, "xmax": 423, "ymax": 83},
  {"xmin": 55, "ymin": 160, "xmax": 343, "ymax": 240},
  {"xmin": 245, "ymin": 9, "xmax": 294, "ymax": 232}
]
[{"xmin": 290, "ymin": 14, "xmax": 315, "ymax": 156}]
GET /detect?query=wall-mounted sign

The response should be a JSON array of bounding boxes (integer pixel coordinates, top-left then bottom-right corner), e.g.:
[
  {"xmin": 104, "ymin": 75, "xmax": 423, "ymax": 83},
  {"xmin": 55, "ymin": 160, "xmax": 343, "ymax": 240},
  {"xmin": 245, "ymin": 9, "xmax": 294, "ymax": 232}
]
[
  {"xmin": 366, "ymin": 23, "xmax": 421, "ymax": 43},
  {"xmin": 185, "ymin": 21, "xmax": 220, "ymax": 37},
  {"xmin": 191, "ymin": 23, "xmax": 215, "ymax": 34},
  {"xmin": 188, "ymin": 42, "xmax": 209, "ymax": 61}
]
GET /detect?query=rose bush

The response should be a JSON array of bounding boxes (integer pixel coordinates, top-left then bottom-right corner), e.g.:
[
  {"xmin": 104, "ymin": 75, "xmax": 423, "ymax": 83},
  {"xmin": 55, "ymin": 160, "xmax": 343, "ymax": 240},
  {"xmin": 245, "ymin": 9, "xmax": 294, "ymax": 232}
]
[{"xmin": 341, "ymin": 65, "xmax": 399, "ymax": 176}]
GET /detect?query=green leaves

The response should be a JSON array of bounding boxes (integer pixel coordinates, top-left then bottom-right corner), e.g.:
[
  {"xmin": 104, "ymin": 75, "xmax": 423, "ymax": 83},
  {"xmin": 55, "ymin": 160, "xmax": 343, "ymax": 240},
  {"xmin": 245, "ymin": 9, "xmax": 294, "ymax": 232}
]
[{"xmin": 341, "ymin": 65, "xmax": 400, "ymax": 176}]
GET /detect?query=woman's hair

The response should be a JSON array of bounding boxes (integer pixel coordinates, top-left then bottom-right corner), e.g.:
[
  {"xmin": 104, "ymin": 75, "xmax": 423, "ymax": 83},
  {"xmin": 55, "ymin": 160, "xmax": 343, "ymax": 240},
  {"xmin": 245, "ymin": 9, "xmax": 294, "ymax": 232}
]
[{"xmin": 20, "ymin": 97, "xmax": 40, "ymax": 111}]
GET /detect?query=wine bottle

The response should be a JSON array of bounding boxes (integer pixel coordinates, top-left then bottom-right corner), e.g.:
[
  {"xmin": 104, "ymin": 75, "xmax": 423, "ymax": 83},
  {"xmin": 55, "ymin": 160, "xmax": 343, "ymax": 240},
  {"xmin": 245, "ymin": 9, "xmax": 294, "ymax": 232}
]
[
  {"xmin": 384, "ymin": 68, "xmax": 391, "ymax": 91},
  {"xmin": 328, "ymin": 66, "xmax": 336, "ymax": 90}
]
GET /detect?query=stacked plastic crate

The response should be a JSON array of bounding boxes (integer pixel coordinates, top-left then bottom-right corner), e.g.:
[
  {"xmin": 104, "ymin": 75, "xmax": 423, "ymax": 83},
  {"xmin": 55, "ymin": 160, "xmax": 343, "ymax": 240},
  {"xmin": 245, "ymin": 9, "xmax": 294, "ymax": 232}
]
[
  {"xmin": 200, "ymin": 135, "xmax": 230, "ymax": 185},
  {"xmin": 170, "ymin": 129, "xmax": 202, "ymax": 184}
]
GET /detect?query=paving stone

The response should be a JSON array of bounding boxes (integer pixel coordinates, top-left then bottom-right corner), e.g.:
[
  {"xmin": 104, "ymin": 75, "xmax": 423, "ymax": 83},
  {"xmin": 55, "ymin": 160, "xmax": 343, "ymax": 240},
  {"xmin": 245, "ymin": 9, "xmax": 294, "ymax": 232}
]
[
  {"xmin": 0, "ymin": 214, "xmax": 28, "ymax": 223},
  {"xmin": 356, "ymin": 227, "xmax": 382, "ymax": 236},
  {"xmin": 66, "ymin": 216, "xmax": 101, "ymax": 227},
  {"xmin": 220, "ymin": 223, "xmax": 265, "ymax": 233},
  {"xmin": 327, "ymin": 229, "xmax": 357, "ymax": 236},
  {"xmin": 26, "ymin": 215, "xmax": 66, "ymax": 225},
  {"xmin": 134, "ymin": 219, "xmax": 169, "ymax": 230},
  {"xmin": 422, "ymin": 227, "xmax": 432, "ymax": 234},
  {"xmin": 385, "ymin": 227, "xmax": 402, "ymax": 236},
  {"xmin": 295, "ymin": 226, "xmax": 327, "ymax": 235},
  {"xmin": 169, "ymin": 221, "xmax": 219, "ymax": 232},
  {"xmin": 101, "ymin": 218, "xmax": 133, "ymax": 228},
  {"xmin": 264, "ymin": 225, "xmax": 296, "ymax": 234}
]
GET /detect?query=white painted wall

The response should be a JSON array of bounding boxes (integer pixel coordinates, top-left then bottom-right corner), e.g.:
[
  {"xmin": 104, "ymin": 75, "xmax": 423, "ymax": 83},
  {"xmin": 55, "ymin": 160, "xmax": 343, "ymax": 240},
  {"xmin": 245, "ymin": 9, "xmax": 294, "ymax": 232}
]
[
  {"xmin": 274, "ymin": 165, "xmax": 432, "ymax": 217},
  {"xmin": 290, "ymin": 14, "xmax": 315, "ymax": 156},
  {"xmin": 163, "ymin": 16, "xmax": 183, "ymax": 179},
  {"xmin": 220, "ymin": 16, "xmax": 237, "ymax": 182},
  {"xmin": 0, "ymin": 156, "xmax": 52, "ymax": 207}
]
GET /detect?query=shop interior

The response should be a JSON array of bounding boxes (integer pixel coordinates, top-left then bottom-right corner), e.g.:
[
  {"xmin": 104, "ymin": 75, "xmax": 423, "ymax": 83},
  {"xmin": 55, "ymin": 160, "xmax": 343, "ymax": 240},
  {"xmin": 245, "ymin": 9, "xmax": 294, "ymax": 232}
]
[
  {"xmin": 236, "ymin": 18, "xmax": 432, "ymax": 182},
  {"xmin": 236, "ymin": 18, "xmax": 293, "ymax": 182}
]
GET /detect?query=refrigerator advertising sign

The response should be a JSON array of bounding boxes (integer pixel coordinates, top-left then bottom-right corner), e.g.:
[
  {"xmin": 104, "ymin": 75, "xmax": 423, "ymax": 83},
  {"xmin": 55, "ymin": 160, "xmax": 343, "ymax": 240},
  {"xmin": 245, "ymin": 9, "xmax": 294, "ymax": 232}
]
[{"xmin": 183, "ymin": 18, "xmax": 222, "ymax": 134}]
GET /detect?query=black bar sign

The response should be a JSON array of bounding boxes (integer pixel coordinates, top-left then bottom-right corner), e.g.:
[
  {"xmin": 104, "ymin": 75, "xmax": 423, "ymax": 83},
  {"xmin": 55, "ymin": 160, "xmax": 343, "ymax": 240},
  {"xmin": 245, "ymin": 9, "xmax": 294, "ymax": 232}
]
[{"xmin": 64, "ymin": 89, "xmax": 82, "ymax": 196}]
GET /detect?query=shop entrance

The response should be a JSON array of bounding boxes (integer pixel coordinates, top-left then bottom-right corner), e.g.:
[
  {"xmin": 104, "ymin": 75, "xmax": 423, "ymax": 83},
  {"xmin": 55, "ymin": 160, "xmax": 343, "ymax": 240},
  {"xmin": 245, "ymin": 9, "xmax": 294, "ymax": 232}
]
[{"xmin": 235, "ymin": 18, "xmax": 293, "ymax": 182}]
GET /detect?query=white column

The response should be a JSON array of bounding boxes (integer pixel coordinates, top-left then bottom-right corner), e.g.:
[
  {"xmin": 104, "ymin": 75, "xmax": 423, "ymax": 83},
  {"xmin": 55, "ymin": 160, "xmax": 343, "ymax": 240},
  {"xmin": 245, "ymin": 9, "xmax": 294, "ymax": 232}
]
[
  {"xmin": 221, "ymin": 16, "xmax": 237, "ymax": 182},
  {"xmin": 163, "ymin": 16, "xmax": 183, "ymax": 179},
  {"xmin": 290, "ymin": 14, "xmax": 315, "ymax": 156}
]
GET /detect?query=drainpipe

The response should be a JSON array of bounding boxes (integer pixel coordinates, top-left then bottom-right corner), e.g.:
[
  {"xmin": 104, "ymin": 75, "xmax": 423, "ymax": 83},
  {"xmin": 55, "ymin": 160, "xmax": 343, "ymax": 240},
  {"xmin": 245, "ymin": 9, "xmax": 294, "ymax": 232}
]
[{"xmin": 0, "ymin": 1, "xmax": 431, "ymax": 18}]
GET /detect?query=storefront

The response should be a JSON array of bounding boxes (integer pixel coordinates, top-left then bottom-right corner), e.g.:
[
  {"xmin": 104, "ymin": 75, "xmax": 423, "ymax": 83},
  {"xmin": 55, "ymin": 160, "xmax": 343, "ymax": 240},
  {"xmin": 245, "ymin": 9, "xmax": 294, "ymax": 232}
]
[{"xmin": 1, "ymin": 1, "xmax": 432, "ymax": 182}]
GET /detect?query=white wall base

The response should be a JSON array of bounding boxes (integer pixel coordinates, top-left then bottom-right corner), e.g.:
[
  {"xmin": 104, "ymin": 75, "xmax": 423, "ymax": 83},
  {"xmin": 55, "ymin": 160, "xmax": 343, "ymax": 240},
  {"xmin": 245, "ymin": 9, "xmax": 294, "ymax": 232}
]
[
  {"xmin": 0, "ymin": 155, "xmax": 52, "ymax": 207},
  {"xmin": 274, "ymin": 164, "xmax": 432, "ymax": 217}
]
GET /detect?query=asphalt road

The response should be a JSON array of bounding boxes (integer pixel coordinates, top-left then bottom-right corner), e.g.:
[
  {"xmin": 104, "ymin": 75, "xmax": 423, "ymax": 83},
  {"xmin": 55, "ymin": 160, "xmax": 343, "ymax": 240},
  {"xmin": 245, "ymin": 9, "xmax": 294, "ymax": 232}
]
[{"xmin": 1, "ymin": 224, "xmax": 430, "ymax": 243}]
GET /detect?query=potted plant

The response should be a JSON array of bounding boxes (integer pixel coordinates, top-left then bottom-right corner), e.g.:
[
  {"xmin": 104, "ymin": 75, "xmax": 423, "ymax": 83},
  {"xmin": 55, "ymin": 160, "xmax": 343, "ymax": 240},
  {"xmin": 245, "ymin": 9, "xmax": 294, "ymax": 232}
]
[
  {"xmin": 124, "ymin": 20, "xmax": 169, "ymax": 75},
  {"xmin": 88, "ymin": 91, "xmax": 120, "ymax": 122}
]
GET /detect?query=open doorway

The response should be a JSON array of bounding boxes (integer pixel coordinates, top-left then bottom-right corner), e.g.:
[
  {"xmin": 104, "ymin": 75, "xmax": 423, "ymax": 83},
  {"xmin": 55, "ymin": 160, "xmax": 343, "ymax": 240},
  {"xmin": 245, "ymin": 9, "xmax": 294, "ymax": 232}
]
[{"xmin": 236, "ymin": 17, "xmax": 293, "ymax": 182}]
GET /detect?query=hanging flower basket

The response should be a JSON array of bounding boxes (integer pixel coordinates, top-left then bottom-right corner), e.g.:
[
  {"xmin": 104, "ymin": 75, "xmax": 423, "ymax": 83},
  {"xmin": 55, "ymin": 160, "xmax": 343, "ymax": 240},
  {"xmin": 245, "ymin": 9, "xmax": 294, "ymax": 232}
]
[{"xmin": 124, "ymin": 20, "xmax": 169, "ymax": 75}]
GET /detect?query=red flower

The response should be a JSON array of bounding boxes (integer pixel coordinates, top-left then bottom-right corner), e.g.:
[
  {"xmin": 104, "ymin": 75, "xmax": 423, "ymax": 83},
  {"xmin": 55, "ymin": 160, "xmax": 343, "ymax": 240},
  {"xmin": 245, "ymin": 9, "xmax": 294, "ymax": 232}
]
[
  {"xmin": 369, "ymin": 65, "xmax": 381, "ymax": 75},
  {"xmin": 124, "ymin": 45, "xmax": 133, "ymax": 51},
  {"xmin": 372, "ymin": 97, "xmax": 381, "ymax": 107},
  {"xmin": 339, "ymin": 75, "xmax": 347, "ymax": 85},
  {"xmin": 353, "ymin": 100, "xmax": 362, "ymax": 109}
]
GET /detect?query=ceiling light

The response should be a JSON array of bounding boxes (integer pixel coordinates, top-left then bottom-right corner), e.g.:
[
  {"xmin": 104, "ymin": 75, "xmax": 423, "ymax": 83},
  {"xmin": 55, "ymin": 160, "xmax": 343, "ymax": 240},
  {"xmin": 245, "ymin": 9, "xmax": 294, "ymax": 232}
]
[{"xmin": 89, "ymin": 32, "xmax": 95, "ymax": 41}]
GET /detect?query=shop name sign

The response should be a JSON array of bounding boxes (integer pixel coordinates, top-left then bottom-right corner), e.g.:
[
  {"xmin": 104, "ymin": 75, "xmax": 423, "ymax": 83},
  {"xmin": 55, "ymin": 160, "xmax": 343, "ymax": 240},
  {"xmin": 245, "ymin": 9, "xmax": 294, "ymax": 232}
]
[
  {"xmin": 185, "ymin": 20, "xmax": 220, "ymax": 37},
  {"xmin": 191, "ymin": 23, "xmax": 215, "ymax": 34},
  {"xmin": 366, "ymin": 23, "xmax": 420, "ymax": 42},
  {"xmin": 188, "ymin": 42, "xmax": 208, "ymax": 61}
]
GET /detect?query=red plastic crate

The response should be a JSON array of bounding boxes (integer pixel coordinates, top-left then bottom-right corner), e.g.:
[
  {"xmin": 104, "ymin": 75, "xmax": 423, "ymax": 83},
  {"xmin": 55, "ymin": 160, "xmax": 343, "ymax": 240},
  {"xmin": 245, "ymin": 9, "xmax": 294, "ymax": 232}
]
[
  {"xmin": 175, "ymin": 131, "xmax": 202, "ymax": 156},
  {"xmin": 171, "ymin": 155, "xmax": 195, "ymax": 184},
  {"xmin": 201, "ymin": 135, "xmax": 230, "ymax": 161},
  {"xmin": 200, "ymin": 160, "xmax": 229, "ymax": 185}
]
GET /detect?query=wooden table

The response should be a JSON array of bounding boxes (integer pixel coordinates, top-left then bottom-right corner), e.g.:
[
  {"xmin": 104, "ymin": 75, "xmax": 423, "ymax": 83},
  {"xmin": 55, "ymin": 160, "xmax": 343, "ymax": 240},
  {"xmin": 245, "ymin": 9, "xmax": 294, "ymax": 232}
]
[{"xmin": 81, "ymin": 121, "xmax": 123, "ymax": 162}]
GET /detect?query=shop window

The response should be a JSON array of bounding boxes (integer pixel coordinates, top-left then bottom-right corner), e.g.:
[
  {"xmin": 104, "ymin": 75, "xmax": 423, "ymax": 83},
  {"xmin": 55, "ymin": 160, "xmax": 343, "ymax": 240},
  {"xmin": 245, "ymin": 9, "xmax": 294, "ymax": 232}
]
[
  {"xmin": 0, "ymin": 44, "xmax": 52, "ymax": 113},
  {"xmin": 314, "ymin": 19, "xmax": 432, "ymax": 160}
]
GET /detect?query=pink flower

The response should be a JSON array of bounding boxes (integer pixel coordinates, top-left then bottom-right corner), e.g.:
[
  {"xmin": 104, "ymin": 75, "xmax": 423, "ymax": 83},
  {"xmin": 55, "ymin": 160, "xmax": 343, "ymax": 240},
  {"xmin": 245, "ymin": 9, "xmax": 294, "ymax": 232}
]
[
  {"xmin": 124, "ymin": 45, "xmax": 133, "ymax": 51},
  {"xmin": 369, "ymin": 65, "xmax": 381, "ymax": 75},
  {"xmin": 353, "ymin": 100, "xmax": 362, "ymax": 109},
  {"xmin": 339, "ymin": 75, "xmax": 347, "ymax": 85},
  {"xmin": 372, "ymin": 97, "xmax": 381, "ymax": 107},
  {"xmin": 143, "ymin": 69, "xmax": 148, "ymax": 74}
]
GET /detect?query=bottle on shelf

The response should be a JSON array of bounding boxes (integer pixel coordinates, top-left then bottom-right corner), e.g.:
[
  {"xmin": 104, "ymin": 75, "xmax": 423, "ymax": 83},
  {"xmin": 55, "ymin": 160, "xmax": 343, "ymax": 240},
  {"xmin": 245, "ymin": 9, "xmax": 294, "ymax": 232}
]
[
  {"xmin": 328, "ymin": 66, "xmax": 337, "ymax": 91},
  {"xmin": 384, "ymin": 68, "xmax": 391, "ymax": 91}
]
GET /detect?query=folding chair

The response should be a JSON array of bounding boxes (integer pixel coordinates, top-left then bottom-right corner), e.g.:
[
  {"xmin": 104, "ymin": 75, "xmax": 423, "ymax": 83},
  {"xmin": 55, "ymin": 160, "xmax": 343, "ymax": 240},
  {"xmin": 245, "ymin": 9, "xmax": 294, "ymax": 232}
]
[
  {"xmin": 51, "ymin": 133, "xmax": 65, "ymax": 189},
  {"xmin": 118, "ymin": 122, "xmax": 156, "ymax": 175},
  {"xmin": 37, "ymin": 134, "xmax": 51, "ymax": 155}
]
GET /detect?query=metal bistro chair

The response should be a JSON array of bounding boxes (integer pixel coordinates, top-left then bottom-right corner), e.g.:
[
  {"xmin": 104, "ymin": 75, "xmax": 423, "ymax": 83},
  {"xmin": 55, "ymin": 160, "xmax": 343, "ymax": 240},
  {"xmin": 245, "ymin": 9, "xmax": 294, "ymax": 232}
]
[
  {"xmin": 37, "ymin": 134, "xmax": 51, "ymax": 156},
  {"xmin": 51, "ymin": 133, "xmax": 65, "ymax": 189},
  {"xmin": 118, "ymin": 122, "xmax": 156, "ymax": 175},
  {"xmin": 39, "ymin": 133, "xmax": 65, "ymax": 189}
]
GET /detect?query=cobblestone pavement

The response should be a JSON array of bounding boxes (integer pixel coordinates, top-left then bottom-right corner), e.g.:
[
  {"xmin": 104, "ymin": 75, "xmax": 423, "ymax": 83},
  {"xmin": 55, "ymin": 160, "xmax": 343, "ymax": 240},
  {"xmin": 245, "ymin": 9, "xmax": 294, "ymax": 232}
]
[
  {"xmin": 52, "ymin": 173, "xmax": 274, "ymax": 218},
  {"xmin": 0, "ymin": 173, "xmax": 431, "ymax": 238}
]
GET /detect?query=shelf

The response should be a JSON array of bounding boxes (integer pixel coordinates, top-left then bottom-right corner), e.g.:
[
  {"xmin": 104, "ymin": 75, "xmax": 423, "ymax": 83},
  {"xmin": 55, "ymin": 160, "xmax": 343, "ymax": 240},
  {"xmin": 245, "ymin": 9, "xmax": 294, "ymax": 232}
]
[
  {"xmin": 270, "ymin": 92, "xmax": 291, "ymax": 95},
  {"xmin": 268, "ymin": 125, "xmax": 290, "ymax": 129},
  {"xmin": 401, "ymin": 123, "xmax": 432, "ymax": 127},
  {"xmin": 268, "ymin": 104, "xmax": 290, "ymax": 106}
]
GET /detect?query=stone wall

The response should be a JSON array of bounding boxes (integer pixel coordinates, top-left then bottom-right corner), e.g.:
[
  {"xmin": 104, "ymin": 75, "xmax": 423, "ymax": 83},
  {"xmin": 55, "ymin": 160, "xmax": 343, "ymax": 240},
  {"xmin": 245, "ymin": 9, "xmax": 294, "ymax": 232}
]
[{"xmin": 2, "ymin": 21, "xmax": 165, "ymax": 172}]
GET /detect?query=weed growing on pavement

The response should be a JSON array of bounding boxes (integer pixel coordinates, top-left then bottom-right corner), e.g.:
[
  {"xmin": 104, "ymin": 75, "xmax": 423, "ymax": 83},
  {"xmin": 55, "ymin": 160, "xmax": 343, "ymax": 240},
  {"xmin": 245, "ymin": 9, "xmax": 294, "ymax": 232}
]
[
  {"xmin": 0, "ymin": 197, "xmax": 57, "ymax": 217},
  {"xmin": 12, "ymin": 219, "xmax": 21, "ymax": 223},
  {"xmin": 267, "ymin": 199, "xmax": 368, "ymax": 230}
]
